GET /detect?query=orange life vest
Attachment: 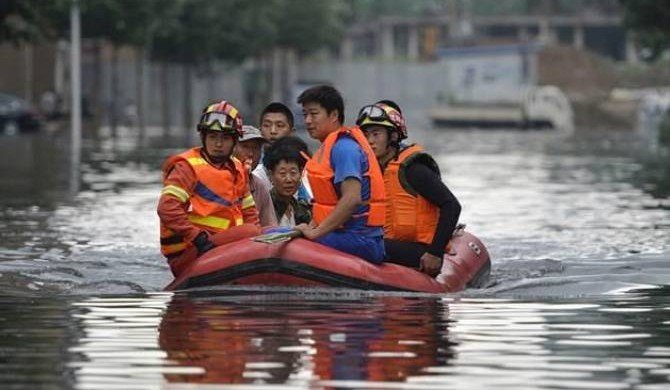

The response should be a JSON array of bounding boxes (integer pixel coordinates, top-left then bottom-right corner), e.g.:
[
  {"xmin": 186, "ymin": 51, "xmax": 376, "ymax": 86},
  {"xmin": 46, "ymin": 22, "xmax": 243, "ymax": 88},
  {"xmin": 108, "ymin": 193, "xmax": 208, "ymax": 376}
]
[
  {"xmin": 383, "ymin": 144, "xmax": 440, "ymax": 245},
  {"xmin": 305, "ymin": 126, "xmax": 385, "ymax": 227},
  {"xmin": 159, "ymin": 147, "xmax": 254, "ymax": 257}
]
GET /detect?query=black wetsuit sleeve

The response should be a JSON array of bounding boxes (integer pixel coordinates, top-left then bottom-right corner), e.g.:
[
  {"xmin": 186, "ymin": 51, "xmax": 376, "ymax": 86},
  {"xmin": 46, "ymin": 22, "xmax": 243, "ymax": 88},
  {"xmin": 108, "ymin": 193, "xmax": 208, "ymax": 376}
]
[{"xmin": 404, "ymin": 161, "xmax": 461, "ymax": 258}]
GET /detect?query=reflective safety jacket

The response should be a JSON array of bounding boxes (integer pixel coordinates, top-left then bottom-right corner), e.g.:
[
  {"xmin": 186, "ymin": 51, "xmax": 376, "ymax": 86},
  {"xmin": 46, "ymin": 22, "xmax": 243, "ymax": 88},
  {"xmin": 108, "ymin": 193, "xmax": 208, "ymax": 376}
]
[
  {"xmin": 159, "ymin": 147, "xmax": 256, "ymax": 257},
  {"xmin": 305, "ymin": 126, "xmax": 385, "ymax": 227},
  {"xmin": 383, "ymin": 144, "xmax": 440, "ymax": 245}
]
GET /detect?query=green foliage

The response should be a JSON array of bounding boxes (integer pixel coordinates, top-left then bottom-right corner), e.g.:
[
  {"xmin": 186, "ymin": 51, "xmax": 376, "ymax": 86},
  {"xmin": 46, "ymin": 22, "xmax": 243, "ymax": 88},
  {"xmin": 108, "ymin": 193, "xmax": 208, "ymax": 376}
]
[
  {"xmin": 346, "ymin": 0, "xmax": 620, "ymax": 18},
  {"xmin": 0, "ymin": 0, "xmax": 162, "ymax": 47},
  {"xmin": 0, "ymin": 0, "xmax": 67, "ymax": 44},
  {"xmin": 621, "ymin": 0, "xmax": 670, "ymax": 61},
  {"xmin": 272, "ymin": 0, "xmax": 347, "ymax": 52},
  {"xmin": 150, "ymin": 0, "xmax": 348, "ymax": 65},
  {"xmin": 1, "ymin": 0, "xmax": 350, "ymax": 66},
  {"xmin": 348, "ymin": 0, "xmax": 447, "ymax": 21},
  {"xmin": 79, "ymin": 0, "xmax": 160, "ymax": 46}
]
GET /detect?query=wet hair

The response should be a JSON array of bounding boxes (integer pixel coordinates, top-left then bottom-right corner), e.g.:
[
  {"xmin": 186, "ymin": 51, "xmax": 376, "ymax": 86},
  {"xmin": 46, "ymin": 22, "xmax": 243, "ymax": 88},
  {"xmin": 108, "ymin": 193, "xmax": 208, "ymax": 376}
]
[
  {"xmin": 376, "ymin": 99, "xmax": 402, "ymax": 114},
  {"xmin": 297, "ymin": 85, "xmax": 345, "ymax": 124},
  {"xmin": 260, "ymin": 102, "xmax": 294, "ymax": 129},
  {"xmin": 263, "ymin": 136, "xmax": 311, "ymax": 172}
]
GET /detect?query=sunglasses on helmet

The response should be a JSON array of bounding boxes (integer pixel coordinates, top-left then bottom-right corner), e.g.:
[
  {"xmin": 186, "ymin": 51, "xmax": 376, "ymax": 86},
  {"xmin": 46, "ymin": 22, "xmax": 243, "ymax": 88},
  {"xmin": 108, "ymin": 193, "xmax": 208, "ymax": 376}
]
[
  {"xmin": 198, "ymin": 111, "xmax": 240, "ymax": 133},
  {"xmin": 355, "ymin": 104, "xmax": 406, "ymax": 134},
  {"xmin": 356, "ymin": 105, "xmax": 387, "ymax": 123}
]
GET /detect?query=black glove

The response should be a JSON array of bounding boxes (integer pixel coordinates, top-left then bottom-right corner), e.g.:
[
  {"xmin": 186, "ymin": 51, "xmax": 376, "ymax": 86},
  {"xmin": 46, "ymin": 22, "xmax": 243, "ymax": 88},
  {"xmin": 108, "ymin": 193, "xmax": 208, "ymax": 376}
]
[{"xmin": 192, "ymin": 231, "xmax": 215, "ymax": 255}]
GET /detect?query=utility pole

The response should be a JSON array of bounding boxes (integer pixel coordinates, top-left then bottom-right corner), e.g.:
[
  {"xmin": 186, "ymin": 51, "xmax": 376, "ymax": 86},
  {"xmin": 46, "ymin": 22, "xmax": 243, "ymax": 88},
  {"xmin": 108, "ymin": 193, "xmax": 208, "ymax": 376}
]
[{"xmin": 70, "ymin": 0, "xmax": 82, "ymax": 195}]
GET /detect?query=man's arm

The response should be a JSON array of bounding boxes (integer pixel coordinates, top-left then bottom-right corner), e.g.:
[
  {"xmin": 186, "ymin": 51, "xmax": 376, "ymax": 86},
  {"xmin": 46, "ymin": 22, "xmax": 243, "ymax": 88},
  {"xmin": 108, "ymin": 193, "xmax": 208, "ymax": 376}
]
[
  {"xmin": 240, "ymin": 191, "xmax": 261, "ymax": 226},
  {"xmin": 405, "ymin": 161, "xmax": 461, "ymax": 258},
  {"xmin": 157, "ymin": 161, "xmax": 201, "ymax": 243},
  {"xmin": 296, "ymin": 136, "xmax": 364, "ymax": 239},
  {"xmin": 296, "ymin": 178, "xmax": 361, "ymax": 239}
]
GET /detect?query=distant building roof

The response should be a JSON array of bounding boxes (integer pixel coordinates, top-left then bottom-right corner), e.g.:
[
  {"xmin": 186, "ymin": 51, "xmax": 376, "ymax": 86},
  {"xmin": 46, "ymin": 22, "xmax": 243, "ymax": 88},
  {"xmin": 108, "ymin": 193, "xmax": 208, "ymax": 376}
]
[{"xmin": 437, "ymin": 43, "xmax": 542, "ymax": 58}]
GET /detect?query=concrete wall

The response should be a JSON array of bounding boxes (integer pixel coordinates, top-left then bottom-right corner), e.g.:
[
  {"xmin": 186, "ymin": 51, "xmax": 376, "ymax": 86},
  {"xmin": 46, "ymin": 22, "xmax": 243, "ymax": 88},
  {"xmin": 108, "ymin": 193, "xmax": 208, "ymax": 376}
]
[
  {"xmin": 2, "ymin": 40, "xmax": 536, "ymax": 138},
  {"xmin": 296, "ymin": 46, "xmax": 536, "ymax": 130},
  {"xmin": 0, "ymin": 43, "xmax": 57, "ymax": 105},
  {"xmin": 296, "ymin": 59, "xmax": 452, "ymax": 130},
  {"xmin": 88, "ymin": 49, "xmax": 247, "ymax": 134}
]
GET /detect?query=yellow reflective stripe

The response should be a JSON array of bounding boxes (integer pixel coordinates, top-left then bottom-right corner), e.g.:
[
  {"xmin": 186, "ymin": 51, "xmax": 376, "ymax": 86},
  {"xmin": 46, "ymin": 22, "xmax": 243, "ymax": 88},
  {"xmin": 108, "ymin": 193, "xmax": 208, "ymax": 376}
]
[
  {"xmin": 228, "ymin": 106, "xmax": 238, "ymax": 118},
  {"xmin": 186, "ymin": 157, "xmax": 207, "ymax": 166},
  {"xmin": 241, "ymin": 194, "xmax": 255, "ymax": 209},
  {"xmin": 188, "ymin": 214, "xmax": 231, "ymax": 230},
  {"xmin": 161, "ymin": 185, "xmax": 189, "ymax": 203},
  {"xmin": 162, "ymin": 242, "xmax": 187, "ymax": 254}
]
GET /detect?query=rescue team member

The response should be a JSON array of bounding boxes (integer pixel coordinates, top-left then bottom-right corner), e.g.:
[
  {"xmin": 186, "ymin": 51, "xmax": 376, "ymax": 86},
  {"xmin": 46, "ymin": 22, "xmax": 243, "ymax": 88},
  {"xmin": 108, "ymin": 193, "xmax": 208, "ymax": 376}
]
[
  {"xmin": 157, "ymin": 100, "xmax": 261, "ymax": 276},
  {"xmin": 358, "ymin": 100, "xmax": 461, "ymax": 276},
  {"xmin": 233, "ymin": 125, "xmax": 277, "ymax": 227},
  {"xmin": 295, "ymin": 85, "xmax": 385, "ymax": 263},
  {"xmin": 254, "ymin": 101, "xmax": 312, "ymax": 202}
]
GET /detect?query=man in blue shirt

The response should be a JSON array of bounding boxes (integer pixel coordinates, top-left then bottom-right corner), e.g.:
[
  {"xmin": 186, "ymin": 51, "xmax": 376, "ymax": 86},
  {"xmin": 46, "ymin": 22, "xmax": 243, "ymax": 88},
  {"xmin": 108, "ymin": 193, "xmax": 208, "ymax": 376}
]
[{"xmin": 294, "ymin": 85, "xmax": 386, "ymax": 263}]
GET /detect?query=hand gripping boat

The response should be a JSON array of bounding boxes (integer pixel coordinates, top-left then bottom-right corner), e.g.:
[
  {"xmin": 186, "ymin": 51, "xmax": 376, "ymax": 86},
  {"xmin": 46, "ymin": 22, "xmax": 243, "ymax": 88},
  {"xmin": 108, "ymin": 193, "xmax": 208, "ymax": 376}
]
[{"xmin": 165, "ymin": 227, "xmax": 491, "ymax": 293}]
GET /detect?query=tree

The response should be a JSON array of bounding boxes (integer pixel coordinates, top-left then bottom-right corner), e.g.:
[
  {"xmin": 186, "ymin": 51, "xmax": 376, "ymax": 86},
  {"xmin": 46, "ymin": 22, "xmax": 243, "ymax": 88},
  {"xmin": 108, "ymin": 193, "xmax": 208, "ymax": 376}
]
[
  {"xmin": 272, "ymin": 0, "xmax": 346, "ymax": 53},
  {"xmin": 74, "ymin": 0, "xmax": 161, "ymax": 140},
  {"xmin": 148, "ymin": 0, "xmax": 233, "ymax": 139},
  {"xmin": 247, "ymin": 0, "xmax": 348, "ymax": 106},
  {"xmin": 3, "ymin": 0, "xmax": 353, "ymax": 139},
  {"xmin": 621, "ymin": 0, "xmax": 670, "ymax": 61},
  {"xmin": 32, "ymin": 0, "xmax": 163, "ymax": 140},
  {"xmin": 0, "ymin": 0, "xmax": 63, "ymax": 45}
]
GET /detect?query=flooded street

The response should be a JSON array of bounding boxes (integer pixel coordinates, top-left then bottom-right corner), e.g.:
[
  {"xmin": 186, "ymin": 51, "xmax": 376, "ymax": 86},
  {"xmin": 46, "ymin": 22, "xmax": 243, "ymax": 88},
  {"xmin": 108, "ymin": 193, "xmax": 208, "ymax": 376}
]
[{"xmin": 1, "ymin": 127, "xmax": 669, "ymax": 388}]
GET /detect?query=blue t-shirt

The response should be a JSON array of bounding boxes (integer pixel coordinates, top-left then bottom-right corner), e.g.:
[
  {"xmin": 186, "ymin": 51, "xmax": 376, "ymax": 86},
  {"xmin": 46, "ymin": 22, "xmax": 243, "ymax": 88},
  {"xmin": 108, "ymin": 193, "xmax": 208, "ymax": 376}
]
[{"xmin": 330, "ymin": 135, "xmax": 383, "ymax": 237}]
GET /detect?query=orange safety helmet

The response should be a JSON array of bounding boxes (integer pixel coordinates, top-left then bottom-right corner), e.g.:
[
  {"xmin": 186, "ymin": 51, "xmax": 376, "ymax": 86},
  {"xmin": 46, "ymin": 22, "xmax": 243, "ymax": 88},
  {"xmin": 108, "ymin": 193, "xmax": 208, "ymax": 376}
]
[
  {"xmin": 197, "ymin": 100, "xmax": 244, "ymax": 137},
  {"xmin": 356, "ymin": 102, "xmax": 407, "ymax": 140}
]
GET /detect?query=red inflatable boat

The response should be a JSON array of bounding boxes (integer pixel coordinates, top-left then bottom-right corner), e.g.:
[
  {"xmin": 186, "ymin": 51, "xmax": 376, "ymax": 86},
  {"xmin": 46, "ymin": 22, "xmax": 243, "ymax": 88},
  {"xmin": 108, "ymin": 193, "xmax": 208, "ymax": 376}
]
[{"xmin": 165, "ymin": 229, "xmax": 490, "ymax": 293}]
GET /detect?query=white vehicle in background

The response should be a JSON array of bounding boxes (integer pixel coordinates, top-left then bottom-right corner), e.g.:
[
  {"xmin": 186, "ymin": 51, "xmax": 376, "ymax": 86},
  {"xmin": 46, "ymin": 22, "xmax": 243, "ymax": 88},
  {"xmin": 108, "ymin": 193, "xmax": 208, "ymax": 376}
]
[
  {"xmin": 429, "ymin": 85, "xmax": 574, "ymax": 132},
  {"xmin": 523, "ymin": 85, "xmax": 574, "ymax": 132}
]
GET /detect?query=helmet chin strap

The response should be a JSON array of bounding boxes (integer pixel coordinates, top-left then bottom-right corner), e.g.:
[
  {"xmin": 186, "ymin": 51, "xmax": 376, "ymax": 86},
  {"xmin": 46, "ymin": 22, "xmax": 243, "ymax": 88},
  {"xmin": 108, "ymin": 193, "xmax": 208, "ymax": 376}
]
[
  {"xmin": 387, "ymin": 128, "xmax": 401, "ymax": 151},
  {"xmin": 379, "ymin": 128, "xmax": 400, "ymax": 167},
  {"xmin": 204, "ymin": 150, "xmax": 229, "ymax": 164},
  {"xmin": 388, "ymin": 139, "xmax": 400, "ymax": 150}
]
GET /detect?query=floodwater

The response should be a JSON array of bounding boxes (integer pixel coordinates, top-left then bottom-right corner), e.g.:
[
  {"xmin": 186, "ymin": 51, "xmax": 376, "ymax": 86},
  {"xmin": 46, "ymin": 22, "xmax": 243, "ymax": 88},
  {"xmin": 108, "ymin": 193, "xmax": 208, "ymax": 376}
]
[{"xmin": 1, "ymin": 126, "xmax": 669, "ymax": 389}]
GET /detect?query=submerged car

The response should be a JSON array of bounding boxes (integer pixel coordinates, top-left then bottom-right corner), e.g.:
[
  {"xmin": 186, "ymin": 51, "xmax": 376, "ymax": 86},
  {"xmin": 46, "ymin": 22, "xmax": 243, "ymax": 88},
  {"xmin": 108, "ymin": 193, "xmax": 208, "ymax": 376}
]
[{"xmin": 0, "ymin": 92, "xmax": 41, "ymax": 135}]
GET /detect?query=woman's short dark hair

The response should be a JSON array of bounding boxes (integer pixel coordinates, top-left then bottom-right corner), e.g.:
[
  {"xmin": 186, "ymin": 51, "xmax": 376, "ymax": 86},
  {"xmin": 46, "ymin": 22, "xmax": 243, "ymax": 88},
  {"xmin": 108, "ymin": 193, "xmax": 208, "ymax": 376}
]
[
  {"xmin": 263, "ymin": 136, "xmax": 311, "ymax": 172},
  {"xmin": 297, "ymin": 85, "xmax": 345, "ymax": 124}
]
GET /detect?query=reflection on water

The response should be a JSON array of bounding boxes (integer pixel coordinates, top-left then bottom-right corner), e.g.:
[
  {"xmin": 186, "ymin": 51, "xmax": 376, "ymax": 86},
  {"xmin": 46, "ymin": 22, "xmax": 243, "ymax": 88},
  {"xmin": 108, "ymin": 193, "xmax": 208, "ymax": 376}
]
[
  {"xmin": 0, "ymin": 295, "xmax": 70, "ymax": 388},
  {"xmin": 51, "ymin": 289, "xmax": 670, "ymax": 389},
  {"xmin": 0, "ymin": 134, "xmax": 73, "ymax": 207},
  {"xmin": 158, "ymin": 292, "xmax": 448, "ymax": 384}
]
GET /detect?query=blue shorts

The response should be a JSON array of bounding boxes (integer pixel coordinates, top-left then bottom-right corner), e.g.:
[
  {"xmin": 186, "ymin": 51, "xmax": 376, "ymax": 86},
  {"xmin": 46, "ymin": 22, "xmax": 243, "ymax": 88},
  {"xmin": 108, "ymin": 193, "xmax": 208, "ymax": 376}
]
[{"xmin": 316, "ymin": 231, "xmax": 385, "ymax": 264}]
